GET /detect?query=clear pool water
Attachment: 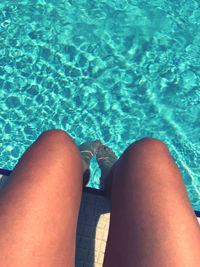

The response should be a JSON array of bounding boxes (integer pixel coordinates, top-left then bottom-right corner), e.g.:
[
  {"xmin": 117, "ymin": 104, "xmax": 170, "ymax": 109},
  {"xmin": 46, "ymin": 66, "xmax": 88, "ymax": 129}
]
[{"xmin": 0, "ymin": 0, "xmax": 200, "ymax": 210}]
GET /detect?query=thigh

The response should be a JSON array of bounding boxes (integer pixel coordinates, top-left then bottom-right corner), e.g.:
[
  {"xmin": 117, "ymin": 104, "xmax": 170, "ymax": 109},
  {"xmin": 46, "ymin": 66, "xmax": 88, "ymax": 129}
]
[
  {"xmin": 103, "ymin": 138, "xmax": 200, "ymax": 267},
  {"xmin": 0, "ymin": 130, "xmax": 83, "ymax": 267}
]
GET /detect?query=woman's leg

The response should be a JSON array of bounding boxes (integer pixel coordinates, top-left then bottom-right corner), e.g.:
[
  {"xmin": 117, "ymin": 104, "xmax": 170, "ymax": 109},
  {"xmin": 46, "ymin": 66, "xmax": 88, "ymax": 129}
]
[
  {"xmin": 0, "ymin": 130, "xmax": 83, "ymax": 267},
  {"xmin": 103, "ymin": 138, "xmax": 200, "ymax": 267}
]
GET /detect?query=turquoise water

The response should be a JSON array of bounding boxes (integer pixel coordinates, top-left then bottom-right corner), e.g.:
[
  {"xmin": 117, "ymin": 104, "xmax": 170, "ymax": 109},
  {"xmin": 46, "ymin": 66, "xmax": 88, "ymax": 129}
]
[{"xmin": 0, "ymin": 0, "xmax": 200, "ymax": 210}]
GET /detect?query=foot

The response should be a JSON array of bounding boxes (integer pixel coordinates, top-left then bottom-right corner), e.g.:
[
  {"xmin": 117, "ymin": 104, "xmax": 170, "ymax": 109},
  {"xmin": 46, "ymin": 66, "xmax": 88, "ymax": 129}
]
[
  {"xmin": 78, "ymin": 140, "xmax": 101, "ymax": 186},
  {"xmin": 96, "ymin": 144, "xmax": 118, "ymax": 196}
]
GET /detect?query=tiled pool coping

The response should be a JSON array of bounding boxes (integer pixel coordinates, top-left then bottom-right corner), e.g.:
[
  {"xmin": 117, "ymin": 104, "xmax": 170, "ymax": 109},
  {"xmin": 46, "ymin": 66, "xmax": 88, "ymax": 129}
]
[{"xmin": 0, "ymin": 168, "xmax": 200, "ymax": 217}]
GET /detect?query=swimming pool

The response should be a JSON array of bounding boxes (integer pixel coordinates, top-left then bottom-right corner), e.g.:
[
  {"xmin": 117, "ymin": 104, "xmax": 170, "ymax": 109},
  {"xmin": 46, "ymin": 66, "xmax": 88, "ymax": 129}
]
[{"xmin": 0, "ymin": 0, "xmax": 200, "ymax": 210}]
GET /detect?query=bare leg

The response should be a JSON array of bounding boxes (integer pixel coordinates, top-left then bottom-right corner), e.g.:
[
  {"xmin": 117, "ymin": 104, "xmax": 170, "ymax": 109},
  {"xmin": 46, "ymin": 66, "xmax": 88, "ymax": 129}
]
[
  {"xmin": 102, "ymin": 138, "xmax": 200, "ymax": 267},
  {"xmin": 0, "ymin": 130, "xmax": 83, "ymax": 267}
]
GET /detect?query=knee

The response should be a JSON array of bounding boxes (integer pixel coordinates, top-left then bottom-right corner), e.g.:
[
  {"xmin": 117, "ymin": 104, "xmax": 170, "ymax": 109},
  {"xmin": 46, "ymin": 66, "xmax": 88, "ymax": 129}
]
[
  {"xmin": 134, "ymin": 137, "xmax": 168, "ymax": 151},
  {"xmin": 39, "ymin": 129, "xmax": 73, "ymax": 143},
  {"xmin": 36, "ymin": 129, "xmax": 79, "ymax": 157},
  {"xmin": 126, "ymin": 137, "xmax": 170, "ymax": 159}
]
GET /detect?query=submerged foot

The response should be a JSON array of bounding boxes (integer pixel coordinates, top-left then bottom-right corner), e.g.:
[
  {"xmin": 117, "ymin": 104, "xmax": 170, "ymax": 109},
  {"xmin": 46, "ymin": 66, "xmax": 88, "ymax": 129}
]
[
  {"xmin": 96, "ymin": 144, "xmax": 118, "ymax": 196},
  {"xmin": 79, "ymin": 140, "xmax": 101, "ymax": 186}
]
